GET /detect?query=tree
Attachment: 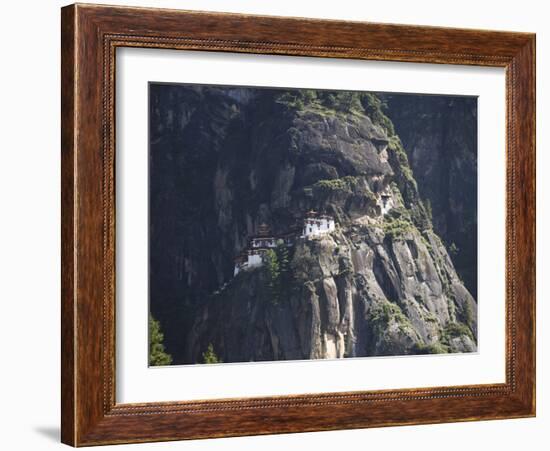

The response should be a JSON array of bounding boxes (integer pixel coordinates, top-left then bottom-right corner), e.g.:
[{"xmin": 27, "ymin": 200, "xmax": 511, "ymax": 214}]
[
  {"xmin": 360, "ymin": 93, "xmax": 395, "ymax": 136},
  {"xmin": 149, "ymin": 314, "xmax": 172, "ymax": 366},
  {"xmin": 202, "ymin": 343, "xmax": 222, "ymax": 364},
  {"xmin": 263, "ymin": 249, "xmax": 281, "ymax": 305},
  {"xmin": 276, "ymin": 244, "xmax": 289, "ymax": 273},
  {"xmin": 322, "ymin": 93, "xmax": 338, "ymax": 109},
  {"xmin": 334, "ymin": 92, "xmax": 363, "ymax": 113},
  {"xmin": 449, "ymin": 242, "xmax": 459, "ymax": 256},
  {"xmin": 301, "ymin": 89, "xmax": 317, "ymax": 104},
  {"xmin": 276, "ymin": 241, "xmax": 291, "ymax": 300},
  {"xmin": 424, "ymin": 198, "xmax": 433, "ymax": 222}
]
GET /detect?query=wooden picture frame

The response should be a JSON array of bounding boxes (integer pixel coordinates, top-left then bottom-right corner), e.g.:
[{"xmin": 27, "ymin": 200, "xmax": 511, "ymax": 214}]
[{"xmin": 61, "ymin": 3, "xmax": 536, "ymax": 446}]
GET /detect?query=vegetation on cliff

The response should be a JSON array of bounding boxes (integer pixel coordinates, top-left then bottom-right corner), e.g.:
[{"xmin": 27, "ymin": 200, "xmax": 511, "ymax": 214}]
[
  {"xmin": 148, "ymin": 315, "xmax": 172, "ymax": 366},
  {"xmin": 202, "ymin": 343, "xmax": 222, "ymax": 364}
]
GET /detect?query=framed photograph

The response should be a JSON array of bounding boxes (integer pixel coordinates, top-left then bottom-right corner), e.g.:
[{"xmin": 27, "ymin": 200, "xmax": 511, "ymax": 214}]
[{"xmin": 61, "ymin": 3, "xmax": 536, "ymax": 446}]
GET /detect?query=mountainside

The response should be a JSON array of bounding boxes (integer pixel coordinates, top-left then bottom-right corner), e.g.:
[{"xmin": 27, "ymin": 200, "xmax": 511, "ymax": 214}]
[
  {"xmin": 149, "ymin": 85, "xmax": 477, "ymax": 364},
  {"xmin": 381, "ymin": 94, "xmax": 478, "ymax": 298}
]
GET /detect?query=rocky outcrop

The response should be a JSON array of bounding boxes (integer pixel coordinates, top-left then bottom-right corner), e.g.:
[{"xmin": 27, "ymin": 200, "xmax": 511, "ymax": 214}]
[{"xmin": 149, "ymin": 85, "xmax": 477, "ymax": 364}]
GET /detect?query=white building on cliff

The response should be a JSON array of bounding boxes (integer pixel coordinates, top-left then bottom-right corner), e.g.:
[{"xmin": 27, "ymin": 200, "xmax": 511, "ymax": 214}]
[
  {"xmin": 233, "ymin": 250, "xmax": 264, "ymax": 276},
  {"xmin": 301, "ymin": 211, "xmax": 335, "ymax": 238},
  {"xmin": 234, "ymin": 213, "xmax": 335, "ymax": 276},
  {"xmin": 234, "ymin": 223, "xmax": 276, "ymax": 276},
  {"xmin": 377, "ymin": 189, "xmax": 394, "ymax": 216}
]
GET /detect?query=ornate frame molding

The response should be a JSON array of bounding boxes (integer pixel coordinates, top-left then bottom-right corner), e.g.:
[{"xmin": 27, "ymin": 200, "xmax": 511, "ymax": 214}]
[{"xmin": 62, "ymin": 4, "xmax": 535, "ymax": 446}]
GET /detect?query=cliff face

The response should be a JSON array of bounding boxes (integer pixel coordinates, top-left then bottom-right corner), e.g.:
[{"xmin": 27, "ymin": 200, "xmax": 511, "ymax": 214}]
[
  {"xmin": 149, "ymin": 85, "xmax": 477, "ymax": 364},
  {"xmin": 381, "ymin": 94, "xmax": 478, "ymax": 299}
]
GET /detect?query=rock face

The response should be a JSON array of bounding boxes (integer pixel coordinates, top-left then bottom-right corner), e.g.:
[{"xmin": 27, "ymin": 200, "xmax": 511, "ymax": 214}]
[
  {"xmin": 380, "ymin": 94, "xmax": 478, "ymax": 299},
  {"xmin": 149, "ymin": 85, "xmax": 478, "ymax": 364}
]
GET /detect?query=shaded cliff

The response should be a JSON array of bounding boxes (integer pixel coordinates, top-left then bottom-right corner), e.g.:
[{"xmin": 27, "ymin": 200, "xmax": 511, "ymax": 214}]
[
  {"xmin": 380, "ymin": 94, "xmax": 478, "ymax": 299},
  {"xmin": 149, "ymin": 85, "xmax": 477, "ymax": 364}
]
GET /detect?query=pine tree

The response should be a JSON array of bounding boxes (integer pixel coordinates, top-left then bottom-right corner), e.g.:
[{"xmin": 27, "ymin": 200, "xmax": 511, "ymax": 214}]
[
  {"xmin": 202, "ymin": 343, "xmax": 222, "ymax": 364},
  {"xmin": 263, "ymin": 249, "xmax": 281, "ymax": 305},
  {"xmin": 301, "ymin": 89, "xmax": 317, "ymax": 104},
  {"xmin": 334, "ymin": 92, "xmax": 364, "ymax": 113},
  {"xmin": 322, "ymin": 93, "xmax": 338, "ymax": 109},
  {"xmin": 276, "ymin": 242, "xmax": 291, "ymax": 302},
  {"xmin": 276, "ymin": 242, "xmax": 290, "ymax": 274},
  {"xmin": 149, "ymin": 314, "xmax": 172, "ymax": 366}
]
